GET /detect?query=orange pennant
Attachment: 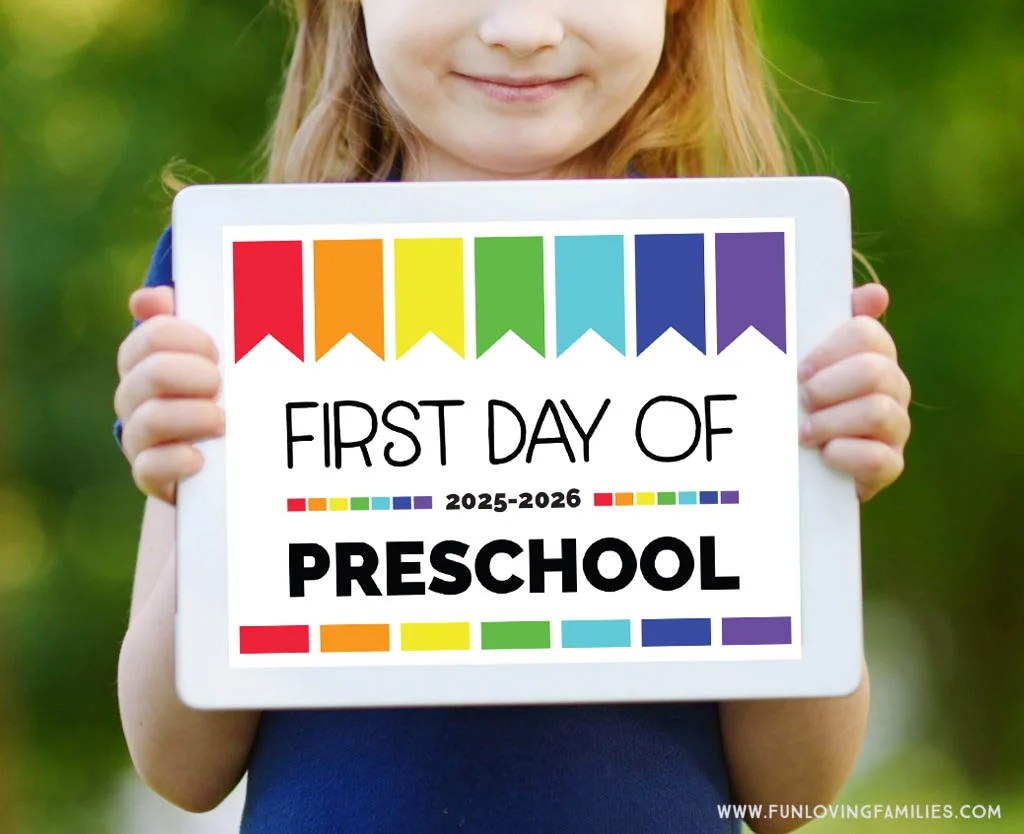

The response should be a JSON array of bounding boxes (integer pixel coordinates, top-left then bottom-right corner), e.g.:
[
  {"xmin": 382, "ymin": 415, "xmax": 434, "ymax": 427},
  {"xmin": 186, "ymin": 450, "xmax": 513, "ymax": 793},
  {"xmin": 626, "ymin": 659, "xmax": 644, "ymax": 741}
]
[{"xmin": 313, "ymin": 239, "xmax": 385, "ymax": 360}]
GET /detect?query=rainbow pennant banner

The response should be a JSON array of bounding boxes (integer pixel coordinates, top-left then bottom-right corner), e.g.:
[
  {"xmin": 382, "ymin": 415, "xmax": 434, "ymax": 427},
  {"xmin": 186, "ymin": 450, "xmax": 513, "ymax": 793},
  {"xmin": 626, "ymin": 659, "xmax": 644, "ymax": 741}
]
[{"xmin": 231, "ymin": 229, "xmax": 787, "ymax": 363}]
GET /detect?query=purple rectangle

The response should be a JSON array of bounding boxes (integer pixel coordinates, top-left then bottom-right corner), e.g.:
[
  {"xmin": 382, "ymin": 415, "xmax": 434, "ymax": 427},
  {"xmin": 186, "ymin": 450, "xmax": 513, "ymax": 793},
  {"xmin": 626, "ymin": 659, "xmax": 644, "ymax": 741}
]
[
  {"xmin": 413, "ymin": 495, "xmax": 433, "ymax": 510},
  {"xmin": 722, "ymin": 617, "xmax": 792, "ymax": 646},
  {"xmin": 721, "ymin": 490, "xmax": 739, "ymax": 504}
]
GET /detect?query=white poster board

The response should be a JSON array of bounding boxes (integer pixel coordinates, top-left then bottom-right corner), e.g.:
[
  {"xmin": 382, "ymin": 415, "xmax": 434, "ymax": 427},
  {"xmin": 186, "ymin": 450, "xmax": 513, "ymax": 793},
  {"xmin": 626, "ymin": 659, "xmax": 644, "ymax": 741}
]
[{"xmin": 173, "ymin": 177, "xmax": 863, "ymax": 708}]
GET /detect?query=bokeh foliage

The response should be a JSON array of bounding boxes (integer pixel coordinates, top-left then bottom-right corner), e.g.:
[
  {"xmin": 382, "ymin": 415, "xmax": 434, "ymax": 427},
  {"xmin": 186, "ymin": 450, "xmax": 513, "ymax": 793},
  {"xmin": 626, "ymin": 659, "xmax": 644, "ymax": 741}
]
[{"xmin": 0, "ymin": 0, "xmax": 1021, "ymax": 830}]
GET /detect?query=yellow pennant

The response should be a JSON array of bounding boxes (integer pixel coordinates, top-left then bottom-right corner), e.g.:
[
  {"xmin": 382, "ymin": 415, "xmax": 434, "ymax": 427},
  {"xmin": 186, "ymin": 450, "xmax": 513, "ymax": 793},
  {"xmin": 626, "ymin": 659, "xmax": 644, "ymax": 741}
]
[{"xmin": 394, "ymin": 238, "xmax": 465, "ymax": 358}]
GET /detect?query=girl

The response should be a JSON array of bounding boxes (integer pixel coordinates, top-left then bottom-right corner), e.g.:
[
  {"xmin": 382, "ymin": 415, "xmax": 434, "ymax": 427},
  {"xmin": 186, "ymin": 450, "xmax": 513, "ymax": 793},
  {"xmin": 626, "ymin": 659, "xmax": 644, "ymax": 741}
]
[{"xmin": 113, "ymin": 1, "xmax": 911, "ymax": 832}]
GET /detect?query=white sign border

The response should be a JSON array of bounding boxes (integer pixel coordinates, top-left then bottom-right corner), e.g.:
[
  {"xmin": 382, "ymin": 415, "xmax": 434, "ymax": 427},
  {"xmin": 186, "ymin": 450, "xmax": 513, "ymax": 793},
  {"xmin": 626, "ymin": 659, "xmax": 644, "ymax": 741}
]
[{"xmin": 173, "ymin": 176, "xmax": 861, "ymax": 708}]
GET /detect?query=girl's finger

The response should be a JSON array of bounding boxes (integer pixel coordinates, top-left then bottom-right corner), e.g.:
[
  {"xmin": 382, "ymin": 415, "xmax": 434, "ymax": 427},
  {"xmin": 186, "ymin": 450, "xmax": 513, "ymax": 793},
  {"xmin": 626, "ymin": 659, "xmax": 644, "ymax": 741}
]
[
  {"xmin": 801, "ymin": 352, "xmax": 911, "ymax": 412},
  {"xmin": 117, "ymin": 315, "xmax": 219, "ymax": 378},
  {"xmin": 129, "ymin": 286, "xmax": 175, "ymax": 321},
  {"xmin": 851, "ymin": 283, "xmax": 889, "ymax": 320},
  {"xmin": 798, "ymin": 316, "xmax": 897, "ymax": 381},
  {"xmin": 121, "ymin": 398, "xmax": 226, "ymax": 463},
  {"xmin": 114, "ymin": 352, "xmax": 221, "ymax": 423},
  {"xmin": 132, "ymin": 444, "xmax": 205, "ymax": 505},
  {"xmin": 800, "ymin": 392, "xmax": 910, "ymax": 449},
  {"xmin": 820, "ymin": 437, "xmax": 904, "ymax": 502}
]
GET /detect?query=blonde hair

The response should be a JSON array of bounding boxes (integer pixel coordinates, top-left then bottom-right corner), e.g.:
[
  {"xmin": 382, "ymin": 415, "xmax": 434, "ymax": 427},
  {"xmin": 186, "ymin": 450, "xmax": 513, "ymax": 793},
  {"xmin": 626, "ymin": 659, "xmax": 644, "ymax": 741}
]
[{"xmin": 266, "ymin": 0, "xmax": 791, "ymax": 183}]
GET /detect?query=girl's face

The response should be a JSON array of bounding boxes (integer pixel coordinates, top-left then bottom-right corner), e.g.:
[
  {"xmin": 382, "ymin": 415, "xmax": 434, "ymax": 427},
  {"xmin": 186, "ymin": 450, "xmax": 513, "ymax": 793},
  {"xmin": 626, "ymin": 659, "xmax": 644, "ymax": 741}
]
[{"xmin": 361, "ymin": 0, "xmax": 668, "ymax": 180}]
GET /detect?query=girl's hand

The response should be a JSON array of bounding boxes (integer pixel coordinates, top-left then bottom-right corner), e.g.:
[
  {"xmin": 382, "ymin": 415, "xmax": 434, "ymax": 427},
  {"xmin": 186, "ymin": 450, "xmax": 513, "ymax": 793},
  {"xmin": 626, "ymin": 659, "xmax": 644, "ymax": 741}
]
[
  {"xmin": 114, "ymin": 286, "xmax": 225, "ymax": 504},
  {"xmin": 797, "ymin": 284, "xmax": 911, "ymax": 502}
]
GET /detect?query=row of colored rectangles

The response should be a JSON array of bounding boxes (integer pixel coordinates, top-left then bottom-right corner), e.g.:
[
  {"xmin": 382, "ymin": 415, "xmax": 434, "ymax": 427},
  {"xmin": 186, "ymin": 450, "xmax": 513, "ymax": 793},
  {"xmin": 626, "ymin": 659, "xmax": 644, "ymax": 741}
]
[
  {"xmin": 232, "ymin": 231, "xmax": 787, "ymax": 363},
  {"xmin": 239, "ymin": 617, "xmax": 791, "ymax": 654},
  {"xmin": 595, "ymin": 491, "xmax": 739, "ymax": 506},
  {"xmin": 287, "ymin": 496, "xmax": 433, "ymax": 512}
]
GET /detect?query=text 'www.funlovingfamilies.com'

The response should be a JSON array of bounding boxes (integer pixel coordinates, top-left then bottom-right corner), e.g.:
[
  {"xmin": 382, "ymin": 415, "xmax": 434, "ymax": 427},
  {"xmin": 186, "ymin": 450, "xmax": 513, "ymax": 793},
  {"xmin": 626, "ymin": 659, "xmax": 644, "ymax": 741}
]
[{"xmin": 717, "ymin": 803, "xmax": 1002, "ymax": 824}]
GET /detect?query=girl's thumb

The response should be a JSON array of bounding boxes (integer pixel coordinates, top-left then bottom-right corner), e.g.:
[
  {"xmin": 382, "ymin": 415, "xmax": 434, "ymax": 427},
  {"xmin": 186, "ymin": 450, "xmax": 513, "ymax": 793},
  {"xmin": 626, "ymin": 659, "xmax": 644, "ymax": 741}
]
[
  {"xmin": 129, "ymin": 286, "xmax": 175, "ymax": 321},
  {"xmin": 851, "ymin": 283, "xmax": 889, "ymax": 320}
]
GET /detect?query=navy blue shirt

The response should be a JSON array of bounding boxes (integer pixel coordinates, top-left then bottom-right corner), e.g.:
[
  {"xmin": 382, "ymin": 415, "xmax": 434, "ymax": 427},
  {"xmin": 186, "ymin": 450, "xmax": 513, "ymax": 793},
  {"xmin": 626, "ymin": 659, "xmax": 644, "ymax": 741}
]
[{"xmin": 119, "ymin": 222, "xmax": 739, "ymax": 834}]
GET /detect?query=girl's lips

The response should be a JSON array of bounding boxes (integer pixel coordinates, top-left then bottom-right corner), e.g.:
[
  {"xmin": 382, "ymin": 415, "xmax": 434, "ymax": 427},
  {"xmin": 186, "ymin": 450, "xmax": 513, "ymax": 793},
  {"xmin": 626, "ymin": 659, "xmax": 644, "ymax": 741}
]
[{"xmin": 455, "ymin": 73, "xmax": 581, "ymax": 104}]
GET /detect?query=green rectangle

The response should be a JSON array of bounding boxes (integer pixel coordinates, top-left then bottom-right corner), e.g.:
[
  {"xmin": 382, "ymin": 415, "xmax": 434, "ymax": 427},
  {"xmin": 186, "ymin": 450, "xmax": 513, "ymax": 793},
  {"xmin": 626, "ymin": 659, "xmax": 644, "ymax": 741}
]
[
  {"xmin": 351, "ymin": 497, "xmax": 370, "ymax": 511},
  {"xmin": 657, "ymin": 492, "xmax": 677, "ymax": 505},
  {"xmin": 481, "ymin": 621, "xmax": 550, "ymax": 650},
  {"xmin": 474, "ymin": 237, "xmax": 545, "ymax": 357}
]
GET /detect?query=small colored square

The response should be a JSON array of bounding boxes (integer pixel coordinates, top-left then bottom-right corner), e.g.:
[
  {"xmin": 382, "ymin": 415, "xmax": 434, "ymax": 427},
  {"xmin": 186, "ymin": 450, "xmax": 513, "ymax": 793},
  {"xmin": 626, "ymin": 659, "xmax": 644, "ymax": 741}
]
[
  {"xmin": 614, "ymin": 492, "xmax": 634, "ymax": 506},
  {"xmin": 287, "ymin": 498, "xmax": 306, "ymax": 512},
  {"xmin": 307, "ymin": 498, "xmax": 327, "ymax": 512},
  {"xmin": 636, "ymin": 492, "xmax": 655, "ymax": 506},
  {"xmin": 329, "ymin": 497, "xmax": 349, "ymax": 511},
  {"xmin": 721, "ymin": 490, "xmax": 740, "ymax": 504},
  {"xmin": 414, "ymin": 495, "xmax": 433, "ymax": 510},
  {"xmin": 351, "ymin": 497, "xmax": 370, "ymax": 511},
  {"xmin": 678, "ymin": 492, "xmax": 697, "ymax": 505},
  {"xmin": 594, "ymin": 493, "xmax": 613, "ymax": 507},
  {"xmin": 657, "ymin": 492, "xmax": 676, "ymax": 506},
  {"xmin": 699, "ymin": 491, "xmax": 718, "ymax": 505},
  {"xmin": 393, "ymin": 496, "xmax": 413, "ymax": 510},
  {"xmin": 371, "ymin": 496, "xmax": 390, "ymax": 511}
]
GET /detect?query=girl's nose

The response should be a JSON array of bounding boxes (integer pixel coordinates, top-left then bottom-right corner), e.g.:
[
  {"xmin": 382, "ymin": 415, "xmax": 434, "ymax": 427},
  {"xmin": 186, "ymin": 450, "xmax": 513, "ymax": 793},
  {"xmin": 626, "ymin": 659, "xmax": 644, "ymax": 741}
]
[{"xmin": 478, "ymin": 3, "xmax": 565, "ymax": 57}]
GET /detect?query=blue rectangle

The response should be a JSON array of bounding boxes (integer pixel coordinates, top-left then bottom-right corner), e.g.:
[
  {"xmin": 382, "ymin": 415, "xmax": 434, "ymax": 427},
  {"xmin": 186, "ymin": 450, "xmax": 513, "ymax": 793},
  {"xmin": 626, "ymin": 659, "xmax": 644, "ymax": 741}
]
[
  {"xmin": 642, "ymin": 618, "xmax": 712, "ymax": 647},
  {"xmin": 371, "ymin": 496, "xmax": 390, "ymax": 511},
  {"xmin": 678, "ymin": 491, "xmax": 697, "ymax": 505},
  {"xmin": 699, "ymin": 491, "xmax": 718, "ymax": 504},
  {"xmin": 392, "ymin": 496, "xmax": 412, "ymax": 510},
  {"xmin": 635, "ymin": 234, "xmax": 706, "ymax": 355},
  {"xmin": 561, "ymin": 619, "xmax": 631, "ymax": 648}
]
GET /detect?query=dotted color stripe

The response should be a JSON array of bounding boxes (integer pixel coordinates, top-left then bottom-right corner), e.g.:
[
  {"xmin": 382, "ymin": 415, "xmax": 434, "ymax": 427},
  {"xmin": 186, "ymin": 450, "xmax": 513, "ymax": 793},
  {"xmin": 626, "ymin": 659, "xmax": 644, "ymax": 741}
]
[
  {"xmin": 594, "ymin": 490, "xmax": 739, "ymax": 506},
  {"xmin": 287, "ymin": 495, "xmax": 433, "ymax": 512}
]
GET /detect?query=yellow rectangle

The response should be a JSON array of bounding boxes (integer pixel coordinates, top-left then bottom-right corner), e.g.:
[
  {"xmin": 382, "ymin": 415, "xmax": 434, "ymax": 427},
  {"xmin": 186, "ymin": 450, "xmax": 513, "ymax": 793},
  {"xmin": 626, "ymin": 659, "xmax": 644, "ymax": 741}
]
[
  {"xmin": 401, "ymin": 622, "xmax": 470, "ymax": 651},
  {"xmin": 636, "ymin": 492, "xmax": 656, "ymax": 506},
  {"xmin": 394, "ymin": 238, "xmax": 465, "ymax": 358},
  {"xmin": 308, "ymin": 498, "xmax": 327, "ymax": 511},
  {"xmin": 329, "ymin": 497, "xmax": 349, "ymax": 511}
]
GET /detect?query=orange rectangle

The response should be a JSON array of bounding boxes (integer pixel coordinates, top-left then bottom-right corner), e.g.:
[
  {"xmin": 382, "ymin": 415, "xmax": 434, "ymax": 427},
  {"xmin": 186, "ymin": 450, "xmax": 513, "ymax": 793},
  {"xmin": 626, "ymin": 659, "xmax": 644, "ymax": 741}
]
[
  {"xmin": 314, "ymin": 239, "xmax": 385, "ymax": 360},
  {"xmin": 320, "ymin": 624, "xmax": 390, "ymax": 653},
  {"xmin": 308, "ymin": 497, "xmax": 327, "ymax": 511},
  {"xmin": 614, "ymin": 492, "xmax": 635, "ymax": 506}
]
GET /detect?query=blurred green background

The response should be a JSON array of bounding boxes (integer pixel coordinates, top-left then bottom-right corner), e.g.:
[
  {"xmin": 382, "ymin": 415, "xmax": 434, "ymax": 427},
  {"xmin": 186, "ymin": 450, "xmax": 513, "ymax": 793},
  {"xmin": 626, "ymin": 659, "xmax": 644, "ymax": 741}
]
[{"xmin": 0, "ymin": 0, "xmax": 1021, "ymax": 831}]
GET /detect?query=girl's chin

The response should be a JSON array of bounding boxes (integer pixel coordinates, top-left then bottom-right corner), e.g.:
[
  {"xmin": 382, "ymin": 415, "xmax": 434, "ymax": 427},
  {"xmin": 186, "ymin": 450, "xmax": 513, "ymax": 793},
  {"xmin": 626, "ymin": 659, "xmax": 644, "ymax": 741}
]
[{"xmin": 451, "ymin": 146, "xmax": 580, "ymax": 179}]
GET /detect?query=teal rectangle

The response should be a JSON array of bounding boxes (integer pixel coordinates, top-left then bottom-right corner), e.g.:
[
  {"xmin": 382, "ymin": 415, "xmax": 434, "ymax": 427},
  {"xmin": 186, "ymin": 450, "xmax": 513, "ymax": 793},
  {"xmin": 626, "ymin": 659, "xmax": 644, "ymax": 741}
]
[
  {"xmin": 678, "ymin": 492, "xmax": 697, "ymax": 505},
  {"xmin": 371, "ymin": 496, "xmax": 390, "ymax": 510},
  {"xmin": 561, "ymin": 619, "xmax": 631, "ymax": 648},
  {"xmin": 554, "ymin": 236, "xmax": 626, "ymax": 355}
]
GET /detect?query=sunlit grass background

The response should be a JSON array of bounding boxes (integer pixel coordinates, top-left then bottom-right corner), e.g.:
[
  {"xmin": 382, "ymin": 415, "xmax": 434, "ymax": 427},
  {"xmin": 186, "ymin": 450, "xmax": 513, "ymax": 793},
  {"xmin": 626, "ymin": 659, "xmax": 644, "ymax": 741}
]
[{"xmin": 0, "ymin": 0, "xmax": 1021, "ymax": 831}]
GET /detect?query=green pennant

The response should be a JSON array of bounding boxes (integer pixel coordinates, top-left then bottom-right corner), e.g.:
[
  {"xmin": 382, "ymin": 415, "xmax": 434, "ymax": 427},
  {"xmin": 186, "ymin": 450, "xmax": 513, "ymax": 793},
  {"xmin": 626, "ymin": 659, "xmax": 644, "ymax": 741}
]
[{"xmin": 475, "ymin": 236, "xmax": 545, "ymax": 357}]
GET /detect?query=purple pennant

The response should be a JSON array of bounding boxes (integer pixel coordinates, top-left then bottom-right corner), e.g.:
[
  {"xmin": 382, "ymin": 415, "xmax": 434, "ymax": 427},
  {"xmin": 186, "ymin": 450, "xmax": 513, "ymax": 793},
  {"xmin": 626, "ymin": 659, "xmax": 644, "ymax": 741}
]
[{"xmin": 715, "ymin": 233, "xmax": 787, "ymax": 354}]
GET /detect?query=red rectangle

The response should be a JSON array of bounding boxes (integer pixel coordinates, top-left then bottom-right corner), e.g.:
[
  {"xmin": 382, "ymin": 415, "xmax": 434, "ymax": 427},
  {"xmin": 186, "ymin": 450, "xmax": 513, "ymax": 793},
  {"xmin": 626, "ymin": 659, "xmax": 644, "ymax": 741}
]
[
  {"xmin": 240, "ymin": 625, "xmax": 309, "ymax": 654},
  {"xmin": 594, "ymin": 493, "xmax": 613, "ymax": 506},
  {"xmin": 287, "ymin": 498, "xmax": 306, "ymax": 512}
]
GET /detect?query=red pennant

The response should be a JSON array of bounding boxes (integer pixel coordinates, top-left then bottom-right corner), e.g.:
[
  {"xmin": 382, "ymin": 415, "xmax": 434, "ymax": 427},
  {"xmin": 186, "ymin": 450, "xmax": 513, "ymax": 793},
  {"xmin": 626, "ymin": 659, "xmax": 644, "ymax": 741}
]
[{"xmin": 233, "ymin": 241, "xmax": 304, "ymax": 363}]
